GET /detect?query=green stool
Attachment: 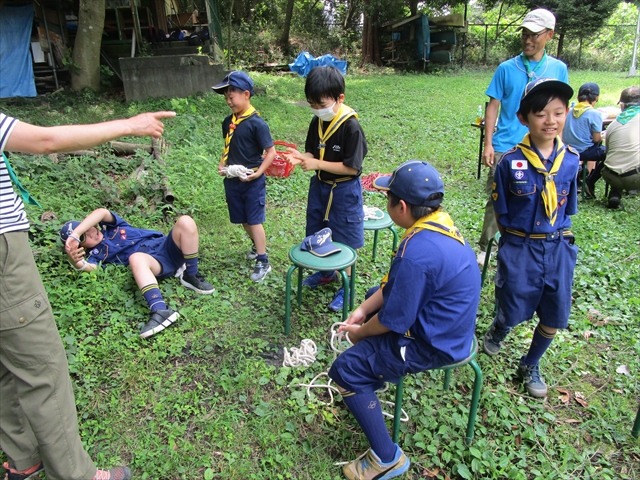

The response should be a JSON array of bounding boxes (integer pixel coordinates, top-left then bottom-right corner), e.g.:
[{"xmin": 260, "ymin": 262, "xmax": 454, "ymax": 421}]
[
  {"xmin": 284, "ymin": 243, "xmax": 357, "ymax": 335},
  {"xmin": 363, "ymin": 211, "xmax": 398, "ymax": 261},
  {"xmin": 632, "ymin": 404, "xmax": 640, "ymax": 438},
  {"xmin": 392, "ymin": 335, "xmax": 483, "ymax": 445}
]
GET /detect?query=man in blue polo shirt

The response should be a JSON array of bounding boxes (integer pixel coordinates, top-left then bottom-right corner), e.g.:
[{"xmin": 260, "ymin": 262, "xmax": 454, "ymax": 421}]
[
  {"xmin": 328, "ymin": 161, "xmax": 480, "ymax": 480},
  {"xmin": 476, "ymin": 8, "xmax": 568, "ymax": 265}
]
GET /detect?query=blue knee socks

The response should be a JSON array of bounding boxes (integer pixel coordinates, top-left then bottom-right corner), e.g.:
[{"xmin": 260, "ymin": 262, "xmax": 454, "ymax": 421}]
[
  {"xmin": 141, "ymin": 283, "xmax": 167, "ymax": 311},
  {"xmin": 183, "ymin": 251, "xmax": 199, "ymax": 276},
  {"xmin": 521, "ymin": 324, "xmax": 556, "ymax": 365},
  {"xmin": 342, "ymin": 390, "xmax": 396, "ymax": 463}
]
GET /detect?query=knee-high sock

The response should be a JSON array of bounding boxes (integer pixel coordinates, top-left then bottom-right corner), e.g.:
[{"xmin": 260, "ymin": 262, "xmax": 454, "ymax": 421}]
[
  {"xmin": 141, "ymin": 283, "xmax": 167, "ymax": 311},
  {"xmin": 521, "ymin": 324, "xmax": 556, "ymax": 365},
  {"xmin": 341, "ymin": 390, "xmax": 396, "ymax": 463},
  {"xmin": 183, "ymin": 251, "xmax": 199, "ymax": 276}
]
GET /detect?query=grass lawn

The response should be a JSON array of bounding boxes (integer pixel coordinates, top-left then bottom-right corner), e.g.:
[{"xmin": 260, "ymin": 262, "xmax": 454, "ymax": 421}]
[{"xmin": 1, "ymin": 69, "xmax": 638, "ymax": 480}]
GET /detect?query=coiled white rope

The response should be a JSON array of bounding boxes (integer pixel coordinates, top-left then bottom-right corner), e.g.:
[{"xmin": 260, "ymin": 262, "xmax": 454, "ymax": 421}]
[
  {"xmin": 222, "ymin": 164, "xmax": 254, "ymax": 179},
  {"xmin": 363, "ymin": 205, "xmax": 385, "ymax": 221},
  {"xmin": 283, "ymin": 339, "xmax": 318, "ymax": 367}
]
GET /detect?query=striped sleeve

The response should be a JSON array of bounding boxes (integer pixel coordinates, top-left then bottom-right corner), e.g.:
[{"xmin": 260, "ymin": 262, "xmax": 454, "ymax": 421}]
[{"xmin": 0, "ymin": 113, "xmax": 30, "ymax": 234}]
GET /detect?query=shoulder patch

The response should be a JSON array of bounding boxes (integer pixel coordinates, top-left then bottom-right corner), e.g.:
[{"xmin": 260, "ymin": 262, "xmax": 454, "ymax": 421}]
[{"xmin": 566, "ymin": 144, "xmax": 579, "ymax": 155}]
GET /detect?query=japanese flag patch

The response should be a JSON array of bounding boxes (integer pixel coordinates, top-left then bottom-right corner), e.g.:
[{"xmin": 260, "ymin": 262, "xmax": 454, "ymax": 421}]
[{"xmin": 512, "ymin": 160, "xmax": 528, "ymax": 170}]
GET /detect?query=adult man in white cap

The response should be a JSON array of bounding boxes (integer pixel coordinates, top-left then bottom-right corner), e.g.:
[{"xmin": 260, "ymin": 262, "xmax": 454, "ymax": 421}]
[{"xmin": 476, "ymin": 8, "xmax": 568, "ymax": 265}]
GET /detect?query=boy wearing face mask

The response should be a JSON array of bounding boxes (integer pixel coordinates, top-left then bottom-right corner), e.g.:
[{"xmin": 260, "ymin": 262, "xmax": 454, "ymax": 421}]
[{"xmin": 286, "ymin": 65, "xmax": 368, "ymax": 312}]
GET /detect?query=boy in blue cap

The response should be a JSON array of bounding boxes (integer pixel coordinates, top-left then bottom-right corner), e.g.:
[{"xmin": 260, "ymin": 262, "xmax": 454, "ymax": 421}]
[
  {"xmin": 562, "ymin": 82, "xmax": 606, "ymax": 197},
  {"xmin": 286, "ymin": 65, "xmax": 368, "ymax": 312},
  {"xmin": 212, "ymin": 71, "xmax": 276, "ymax": 282},
  {"xmin": 484, "ymin": 78, "xmax": 580, "ymax": 398},
  {"xmin": 61, "ymin": 208, "xmax": 214, "ymax": 338},
  {"xmin": 329, "ymin": 161, "xmax": 480, "ymax": 479}
]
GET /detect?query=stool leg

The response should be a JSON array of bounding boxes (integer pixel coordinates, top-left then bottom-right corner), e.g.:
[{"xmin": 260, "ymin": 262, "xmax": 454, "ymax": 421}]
[
  {"xmin": 338, "ymin": 270, "xmax": 350, "ymax": 321},
  {"xmin": 393, "ymin": 377, "xmax": 405, "ymax": 444},
  {"xmin": 297, "ymin": 267, "xmax": 303, "ymax": 307},
  {"xmin": 285, "ymin": 265, "xmax": 297, "ymax": 335},
  {"xmin": 443, "ymin": 369, "xmax": 452, "ymax": 391},
  {"xmin": 465, "ymin": 360, "xmax": 483, "ymax": 445},
  {"xmin": 372, "ymin": 230, "xmax": 380, "ymax": 261},
  {"xmin": 632, "ymin": 404, "xmax": 640, "ymax": 438},
  {"xmin": 349, "ymin": 261, "xmax": 356, "ymax": 312}
]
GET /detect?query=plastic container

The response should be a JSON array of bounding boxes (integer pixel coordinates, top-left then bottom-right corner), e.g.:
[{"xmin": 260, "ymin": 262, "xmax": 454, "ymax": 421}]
[
  {"xmin": 475, "ymin": 105, "xmax": 483, "ymax": 125},
  {"xmin": 265, "ymin": 141, "xmax": 296, "ymax": 178}
]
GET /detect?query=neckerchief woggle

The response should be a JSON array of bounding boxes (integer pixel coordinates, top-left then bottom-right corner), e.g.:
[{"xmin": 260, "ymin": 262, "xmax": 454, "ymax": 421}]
[
  {"xmin": 572, "ymin": 101, "xmax": 593, "ymax": 118},
  {"xmin": 617, "ymin": 105, "xmax": 640, "ymax": 125},
  {"xmin": 517, "ymin": 133, "xmax": 566, "ymax": 226},
  {"xmin": 519, "ymin": 50, "xmax": 547, "ymax": 81},
  {"xmin": 221, "ymin": 105, "xmax": 259, "ymax": 165},
  {"xmin": 1, "ymin": 153, "xmax": 42, "ymax": 208},
  {"xmin": 380, "ymin": 210, "xmax": 465, "ymax": 289}
]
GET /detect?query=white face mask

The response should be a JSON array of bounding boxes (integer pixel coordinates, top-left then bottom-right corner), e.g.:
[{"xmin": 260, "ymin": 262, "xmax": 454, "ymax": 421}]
[{"xmin": 311, "ymin": 102, "xmax": 337, "ymax": 121}]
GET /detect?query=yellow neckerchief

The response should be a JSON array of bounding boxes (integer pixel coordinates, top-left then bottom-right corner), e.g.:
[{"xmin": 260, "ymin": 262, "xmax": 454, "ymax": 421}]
[
  {"xmin": 517, "ymin": 133, "xmax": 566, "ymax": 226},
  {"xmin": 316, "ymin": 103, "xmax": 357, "ymax": 162},
  {"xmin": 380, "ymin": 210, "xmax": 465, "ymax": 288},
  {"xmin": 572, "ymin": 101, "xmax": 593, "ymax": 118},
  {"xmin": 221, "ymin": 105, "xmax": 259, "ymax": 165}
]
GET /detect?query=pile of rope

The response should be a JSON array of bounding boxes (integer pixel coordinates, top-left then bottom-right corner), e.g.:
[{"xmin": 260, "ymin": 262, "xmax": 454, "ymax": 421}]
[
  {"xmin": 221, "ymin": 164, "xmax": 254, "ymax": 179},
  {"xmin": 363, "ymin": 205, "xmax": 385, "ymax": 221}
]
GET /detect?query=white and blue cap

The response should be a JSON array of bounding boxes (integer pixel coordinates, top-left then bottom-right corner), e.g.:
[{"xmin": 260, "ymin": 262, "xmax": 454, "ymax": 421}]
[
  {"xmin": 522, "ymin": 77, "xmax": 573, "ymax": 101},
  {"xmin": 212, "ymin": 71, "xmax": 255, "ymax": 96},
  {"xmin": 59, "ymin": 220, "xmax": 83, "ymax": 243},
  {"xmin": 373, "ymin": 160, "xmax": 444, "ymax": 207},
  {"xmin": 300, "ymin": 228, "xmax": 342, "ymax": 257}
]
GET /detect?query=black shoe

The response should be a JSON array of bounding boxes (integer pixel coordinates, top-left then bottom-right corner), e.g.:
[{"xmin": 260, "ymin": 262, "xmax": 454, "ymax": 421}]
[
  {"xmin": 180, "ymin": 272, "xmax": 214, "ymax": 294},
  {"xmin": 140, "ymin": 309, "xmax": 179, "ymax": 338},
  {"xmin": 607, "ymin": 192, "xmax": 621, "ymax": 209}
]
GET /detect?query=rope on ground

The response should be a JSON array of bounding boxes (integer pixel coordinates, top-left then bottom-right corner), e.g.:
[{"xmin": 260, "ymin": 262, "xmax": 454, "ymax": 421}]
[
  {"xmin": 282, "ymin": 339, "xmax": 318, "ymax": 367},
  {"xmin": 222, "ymin": 164, "xmax": 254, "ymax": 179},
  {"xmin": 363, "ymin": 205, "xmax": 385, "ymax": 221}
]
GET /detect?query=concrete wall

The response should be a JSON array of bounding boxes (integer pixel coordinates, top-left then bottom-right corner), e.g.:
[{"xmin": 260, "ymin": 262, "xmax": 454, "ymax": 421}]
[{"xmin": 119, "ymin": 55, "xmax": 228, "ymax": 101}]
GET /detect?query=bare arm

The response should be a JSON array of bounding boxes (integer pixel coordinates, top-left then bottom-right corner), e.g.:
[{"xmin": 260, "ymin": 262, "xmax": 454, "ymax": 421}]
[
  {"xmin": 341, "ymin": 287, "xmax": 385, "ymax": 327},
  {"xmin": 5, "ymin": 111, "xmax": 176, "ymax": 154},
  {"xmin": 483, "ymin": 98, "xmax": 500, "ymax": 167},
  {"xmin": 339, "ymin": 314, "xmax": 391, "ymax": 344},
  {"xmin": 65, "ymin": 208, "xmax": 115, "ymax": 272},
  {"xmin": 592, "ymin": 131, "xmax": 602, "ymax": 144},
  {"xmin": 244, "ymin": 145, "xmax": 277, "ymax": 181}
]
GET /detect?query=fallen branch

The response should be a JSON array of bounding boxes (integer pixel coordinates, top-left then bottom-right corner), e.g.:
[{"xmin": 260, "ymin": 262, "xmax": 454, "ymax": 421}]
[{"xmin": 63, "ymin": 141, "xmax": 152, "ymax": 157}]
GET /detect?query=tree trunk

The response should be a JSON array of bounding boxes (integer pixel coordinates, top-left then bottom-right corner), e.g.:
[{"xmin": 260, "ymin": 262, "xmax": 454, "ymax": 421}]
[
  {"xmin": 71, "ymin": 0, "xmax": 105, "ymax": 91},
  {"xmin": 556, "ymin": 32, "xmax": 565, "ymax": 60},
  {"xmin": 279, "ymin": 0, "xmax": 294, "ymax": 51},
  {"xmin": 361, "ymin": 0, "xmax": 381, "ymax": 66}
]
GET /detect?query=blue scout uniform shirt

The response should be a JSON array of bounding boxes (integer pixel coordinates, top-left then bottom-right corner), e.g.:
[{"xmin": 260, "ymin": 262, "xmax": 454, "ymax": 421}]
[
  {"xmin": 221, "ymin": 113, "xmax": 273, "ymax": 169},
  {"xmin": 377, "ymin": 224, "xmax": 480, "ymax": 367},
  {"xmin": 86, "ymin": 212, "xmax": 164, "ymax": 266},
  {"xmin": 562, "ymin": 107, "xmax": 603, "ymax": 153},
  {"xmin": 492, "ymin": 139, "xmax": 579, "ymax": 234},
  {"xmin": 487, "ymin": 55, "xmax": 568, "ymax": 154}
]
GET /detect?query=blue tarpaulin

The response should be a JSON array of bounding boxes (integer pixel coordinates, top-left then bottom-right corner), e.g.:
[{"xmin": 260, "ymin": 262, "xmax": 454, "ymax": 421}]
[
  {"xmin": 288, "ymin": 52, "xmax": 348, "ymax": 78},
  {"xmin": 0, "ymin": 5, "xmax": 37, "ymax": 98}
]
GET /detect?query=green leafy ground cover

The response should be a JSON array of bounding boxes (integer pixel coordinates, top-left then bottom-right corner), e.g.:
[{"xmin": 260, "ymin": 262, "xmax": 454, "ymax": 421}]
[{"xmin": 1, "ymin": 70, "xmax": 638, "ymax": 479}]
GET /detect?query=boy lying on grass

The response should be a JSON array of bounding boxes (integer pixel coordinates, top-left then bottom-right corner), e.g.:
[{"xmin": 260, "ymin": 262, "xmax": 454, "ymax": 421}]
[{"xmin": 61, "ymin": 208, "xmax": 214, "ymax": 338}]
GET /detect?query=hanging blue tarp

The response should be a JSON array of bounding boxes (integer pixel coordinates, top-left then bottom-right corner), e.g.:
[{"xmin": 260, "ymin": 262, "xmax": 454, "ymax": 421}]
[
  {"xmin": 0, "ymin": 5, "xmax": 37, "ymax": 98},
  {"xmin": 288, "ymin": 52, "xmax": 348, "ymax": 78}
]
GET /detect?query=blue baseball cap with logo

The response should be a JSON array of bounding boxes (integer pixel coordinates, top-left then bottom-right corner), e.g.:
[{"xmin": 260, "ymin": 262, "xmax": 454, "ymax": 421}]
[
  {"xmin": 373, "ymin": 160, "xmax": 444, "ymax": 207},
  {"xmin": 59, "ymin": 220, "xmax": 83, "ymax": 243},
  {"xmin": 212, "ymin": 71, "xmax": 255, "ymax": 96},
  {"xmin": 300, "ymin": 228, "xmax": 342, "ymax": 257},
  {"xmin": 522, "ymin": 77, "xmax": 573, "ymax": 101}
]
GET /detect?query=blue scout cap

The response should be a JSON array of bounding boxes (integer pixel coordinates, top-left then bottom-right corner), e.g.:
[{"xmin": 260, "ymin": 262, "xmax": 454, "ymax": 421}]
[
  {"xmin": 211, "ymin": 71, "xmax": 255, "ymax": 97},
  {"xmin": 59, "ymin": 220, "xmax": 83, "ymax": 243},
  {"xmin": 373, "ymin": 160, "xmax": 444, "ymax": 207},
  {"xmin": 522, "ymin": 77, "xmax": 573, "ymax": 101},
  {"xmin": 300, "ymin": 228, "xmax": 342, "ymax": 257},
  {"xmin": 578, "ymin": 82, "xmax": 600, "ymax": 97}
]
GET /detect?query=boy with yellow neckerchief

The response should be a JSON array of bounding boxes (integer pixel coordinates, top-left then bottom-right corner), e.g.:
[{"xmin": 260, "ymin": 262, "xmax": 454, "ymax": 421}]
[
  {"xmin": 328, "ymin": 160, "xmax": 480, "ymax": 479},
  {"xmin": 286, "ymin": 65, "xmax": 368, "ymax": 312},
  {"xmin": 484, "ymin": 78, "xmax": 580, "ymax": 398},
  {"xmin": 212, "ymin": 71, "xmax": 276, "ymax": 282}
]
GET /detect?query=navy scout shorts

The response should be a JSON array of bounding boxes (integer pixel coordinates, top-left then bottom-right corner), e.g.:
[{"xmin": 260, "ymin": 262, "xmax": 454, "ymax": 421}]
[
  {"xmin": 224, "ymin": 175, "xmax": 266, "ymax": 225},
  {"xmin": 136, "ymin": 228, "xmax": 184, "ymax": 280}
]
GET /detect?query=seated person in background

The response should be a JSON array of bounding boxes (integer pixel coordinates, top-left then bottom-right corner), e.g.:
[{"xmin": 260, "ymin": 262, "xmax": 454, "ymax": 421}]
[
  {"xmin": 599, "ymin": 86, "xmax": 640, "ymax": 209},
  {"xmin": 562, "ymin": 82, "xmax": 605, "ymax": 197},
  {"xmin": 328, "ymin": 161, "xmax": 480, "ymax": 480},
  {"xmin": 61, "ymin": 208, "xmax": 214, "ymax": 338}
]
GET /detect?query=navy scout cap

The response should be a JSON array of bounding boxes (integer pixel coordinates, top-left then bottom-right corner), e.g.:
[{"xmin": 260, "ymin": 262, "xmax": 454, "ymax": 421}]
[
  {"xmin": 212, "ymin": 71, "xmax": 255, "ymax": 97},
  {"xmin": 59, "ymin": 220, "xmax": 83, "ymax": 243},
  {"xmin": 522, "ymin": 77, "xmax": 573, "ymax": 101},
  {"xmin": 374, "ymin": 160, "xmax": 444, "ymax": 207},
  {"xmin": 300, "ymin": 228, "xmax": 342, "ymax": 257}
]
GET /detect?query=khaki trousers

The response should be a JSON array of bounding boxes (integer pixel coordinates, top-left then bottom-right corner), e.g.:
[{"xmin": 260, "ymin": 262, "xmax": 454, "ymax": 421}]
[
  {"xmin": 478, "ymin": 161, "xmax": 500, "ymax": 251},
  {"xmin": 0, "ymin": 231, "xmax": 96, "ymax": 480}
]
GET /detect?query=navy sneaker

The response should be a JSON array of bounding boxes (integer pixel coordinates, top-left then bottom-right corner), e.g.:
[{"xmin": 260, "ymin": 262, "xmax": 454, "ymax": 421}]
[
  {"xmin": 517, "ymin": 359, "xmax": 548, "ymax": 398},
  {"xmin": 180, "ymin": 272, "xmax": 215, "ymax": 294},
  {"xmin": 302, "ymin": 271, "xmax": 338, "ymax": 289},
  {"xmin": 140, "ymin": 309, "xmax": 180, "ymax": 338},
  {"xmin": 483, "ymin": 321, "xmax": 509, "ymax": 356},
  {"xmin": 329, "ymin": 287, "xmax": 349, "ymax": 312},
  {"xmin": 3, "ymin": 462, "xmax": 44, "ymax": 480}
]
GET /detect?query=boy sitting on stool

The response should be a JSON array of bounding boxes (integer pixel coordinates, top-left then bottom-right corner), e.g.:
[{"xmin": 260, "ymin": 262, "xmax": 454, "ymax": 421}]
[
  {"xmin": 61, "ymin": 208, "xmax": 214, "ymax": 338},
  {"xmin": 329, "ymin": 161, "xmax": 480, "ymax": 479},
  {"xmin": 483, "ymin": 78, "xmax": 580, "ymax": 398}
]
